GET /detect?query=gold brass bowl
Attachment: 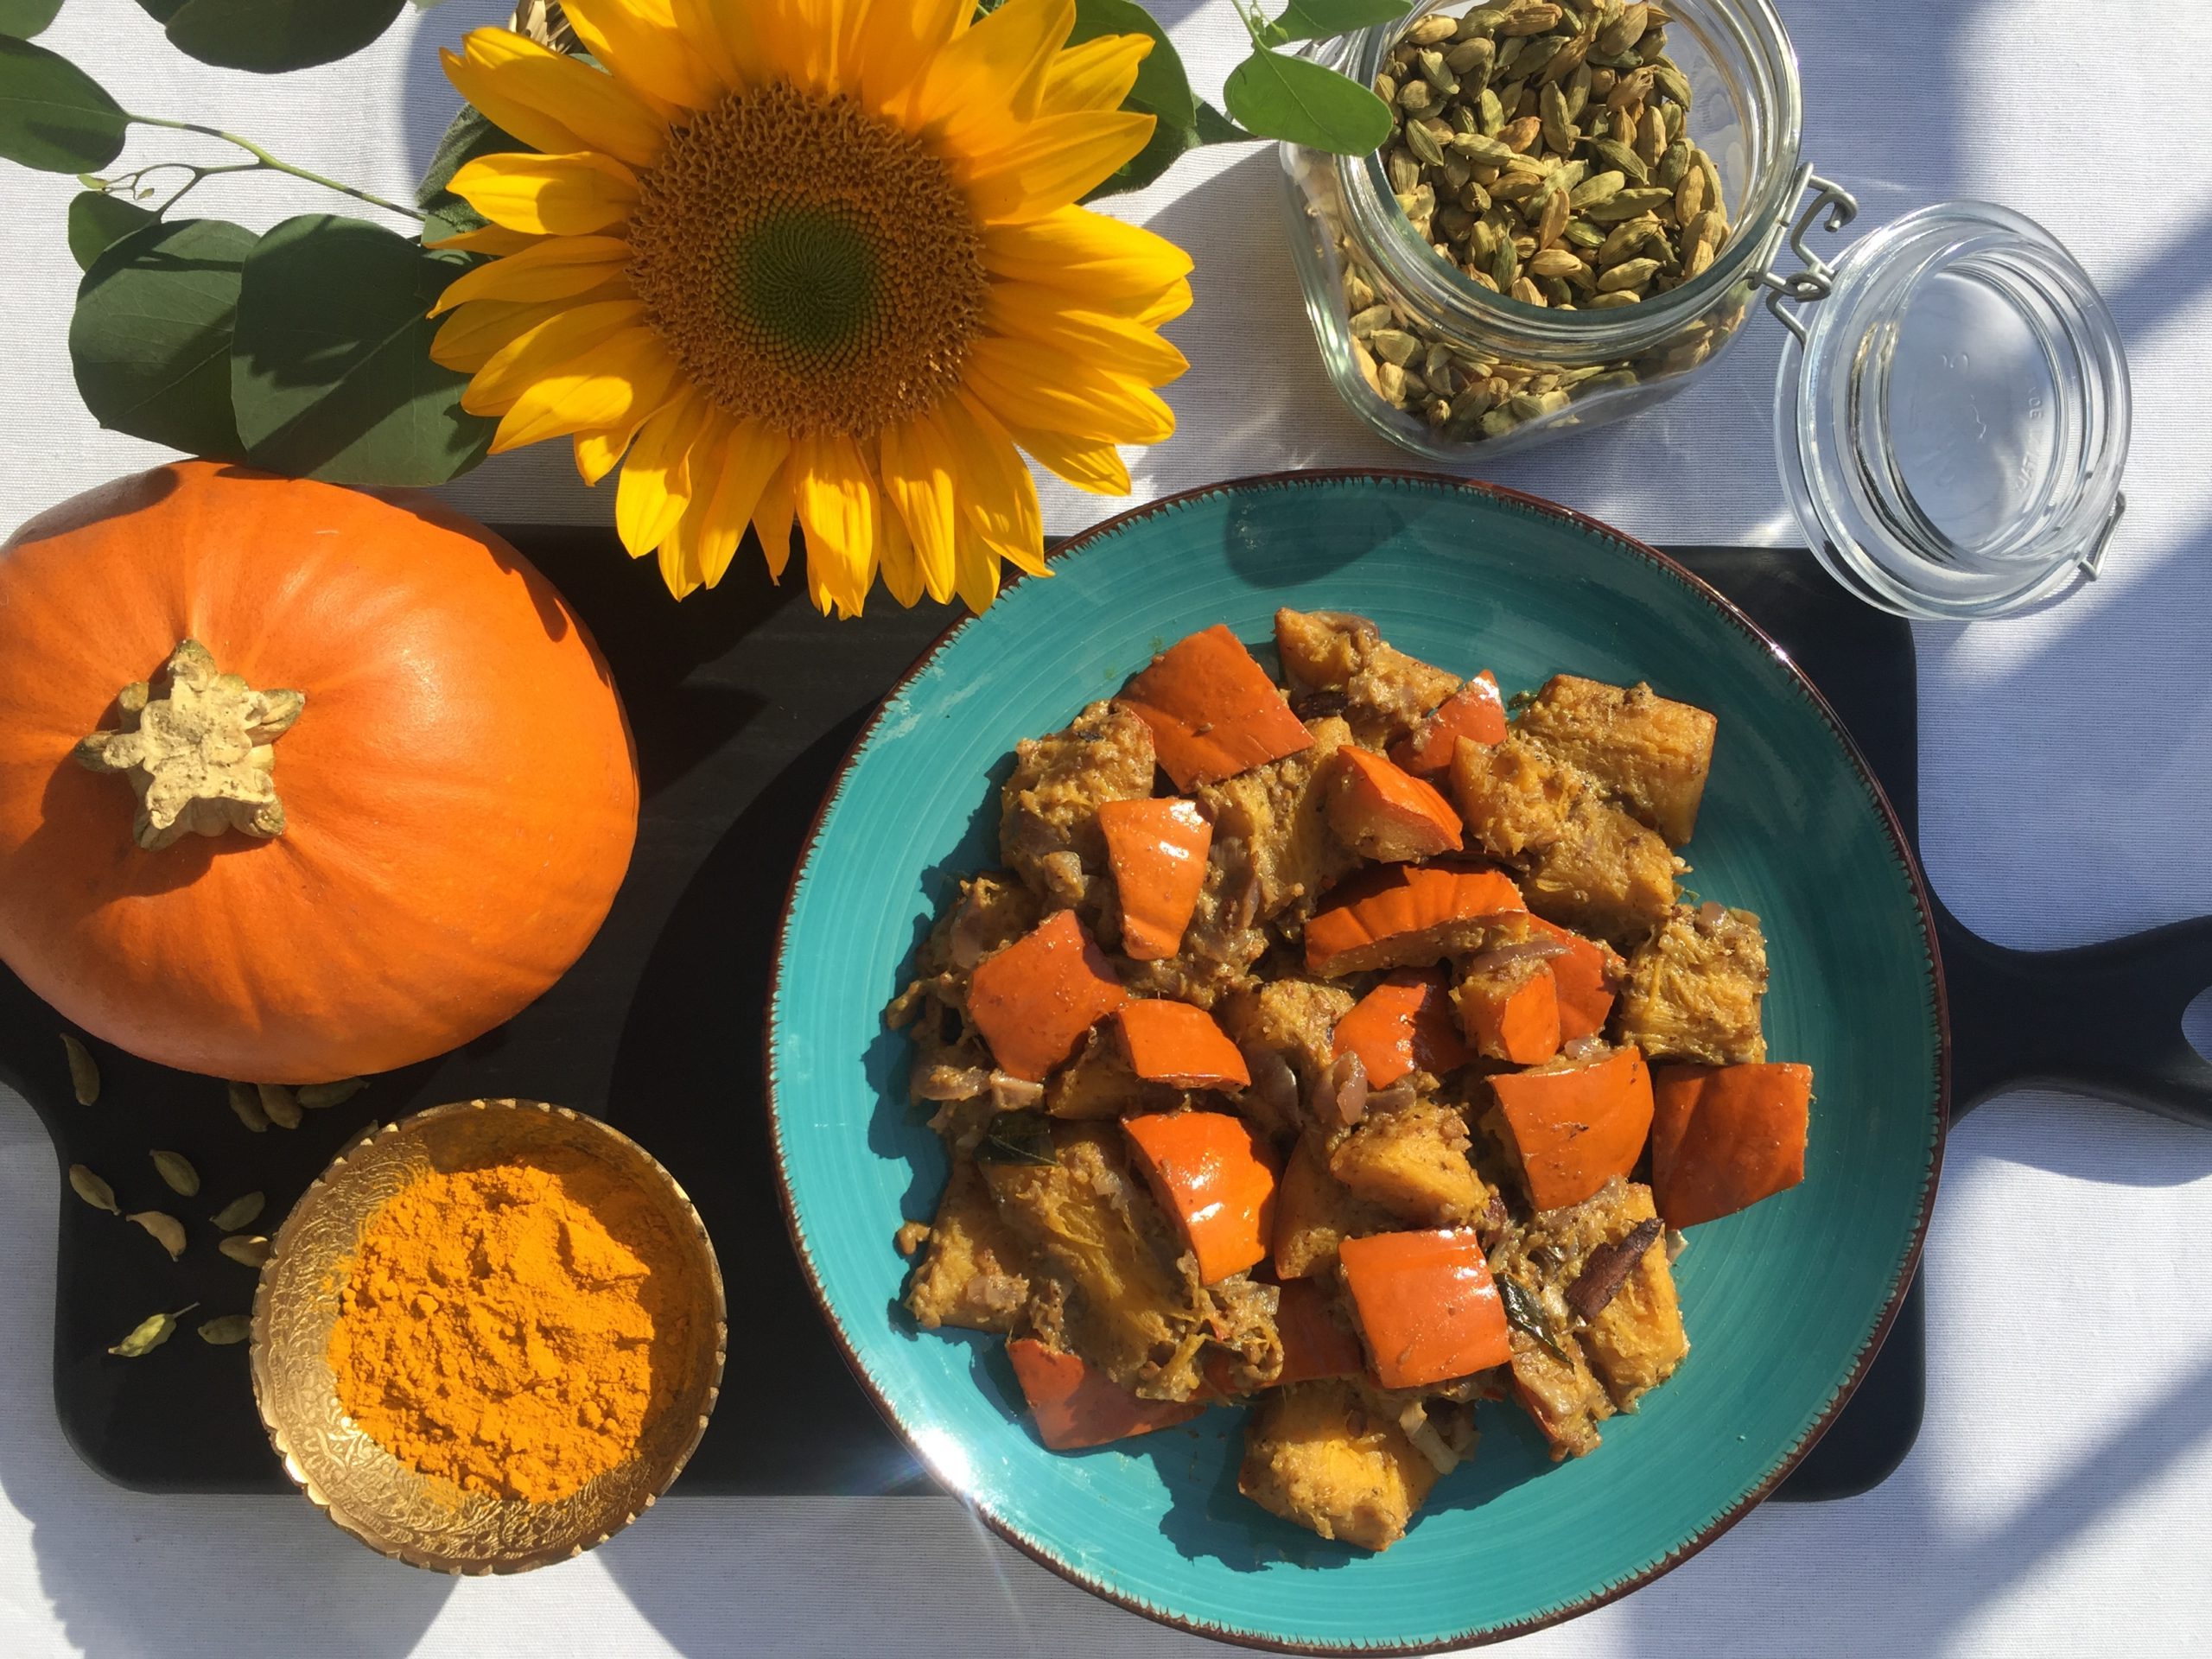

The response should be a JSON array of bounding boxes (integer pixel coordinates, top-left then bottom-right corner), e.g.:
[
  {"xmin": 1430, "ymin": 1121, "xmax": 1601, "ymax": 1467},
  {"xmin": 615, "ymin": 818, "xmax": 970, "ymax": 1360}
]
[{"xmin": 250, "ymin": 1098, "xmax": 727, "ymax": 1573}]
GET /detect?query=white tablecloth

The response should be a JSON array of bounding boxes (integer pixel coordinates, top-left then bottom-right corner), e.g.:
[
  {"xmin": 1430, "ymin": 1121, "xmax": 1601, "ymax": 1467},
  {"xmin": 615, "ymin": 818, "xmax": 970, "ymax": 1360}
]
[{"xmin": 2, "ymin": 1, "xmax": 2209, "ymax": 1654}]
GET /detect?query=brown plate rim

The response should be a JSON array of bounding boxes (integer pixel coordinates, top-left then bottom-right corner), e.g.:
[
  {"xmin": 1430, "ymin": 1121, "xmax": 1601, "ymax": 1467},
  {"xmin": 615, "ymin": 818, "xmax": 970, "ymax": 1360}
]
[{"xmin": 760, "ymin": 467, "xmax": 1951, "ymax": 1653}]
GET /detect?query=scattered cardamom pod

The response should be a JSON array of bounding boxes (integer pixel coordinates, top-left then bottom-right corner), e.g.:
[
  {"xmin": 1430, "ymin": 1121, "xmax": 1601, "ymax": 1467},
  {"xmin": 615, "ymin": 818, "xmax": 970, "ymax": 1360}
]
[
  {"xmin": 67, "ymin": 1165, "xmax": 118, "ymax": 1215},
  {"xmin": 296, "ymin": 1077, "xmax": 365, "ymax": 1110},
  {"xmin": 108, "ymin": 1305, "xmax": 194, "ymax": 1357},
  {"xmin": 197, "ymin": 1314, "xmax": 252, "ymax": 1346},
  {"xmin": 256, "ymin": 1083, "xmax": 302, "ymax": 1130},
  {"xmin": 150, "ymin": 1150, "xmax": 200, "ymax": 1198},
  {"xmin": 209, "ymin": 1192, "xmax": 265, "ymax": 1232},
  {"xmin": 218, "ymin": 1234, "xmax": 271, "ymax": 1268},
  {"xmin": 227, "ymin": 1080, "xmax": 270, "ymax": 1134},
  {"xmin": 60, "ymin": 1033, "xmax": 99, "ymax": 1106},
  {"xmin": 127, "ymin": 1211, "xmax": 188, "ymax": 1259}
]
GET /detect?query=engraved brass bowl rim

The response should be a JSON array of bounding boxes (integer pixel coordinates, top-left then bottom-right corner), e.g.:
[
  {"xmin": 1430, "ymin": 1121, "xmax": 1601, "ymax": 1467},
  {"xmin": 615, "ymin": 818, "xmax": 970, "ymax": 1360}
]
[{"xmin": 248, "ymin": 1096, "xmax": 728, "ymax": 1574}]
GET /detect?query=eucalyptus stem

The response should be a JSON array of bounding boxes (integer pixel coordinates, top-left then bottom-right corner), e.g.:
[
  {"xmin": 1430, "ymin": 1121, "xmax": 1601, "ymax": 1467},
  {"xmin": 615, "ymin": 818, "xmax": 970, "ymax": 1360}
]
[{"xmin": 123, "ymin": 115, "xmax": 425, "ymax": 222}]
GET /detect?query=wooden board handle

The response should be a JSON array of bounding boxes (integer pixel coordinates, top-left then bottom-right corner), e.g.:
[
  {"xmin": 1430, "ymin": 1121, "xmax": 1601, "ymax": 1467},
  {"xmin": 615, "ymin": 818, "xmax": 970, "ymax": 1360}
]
[{"xmin": 1938, "ymin": 895, "xmax": 2212, "ymax": 1126}]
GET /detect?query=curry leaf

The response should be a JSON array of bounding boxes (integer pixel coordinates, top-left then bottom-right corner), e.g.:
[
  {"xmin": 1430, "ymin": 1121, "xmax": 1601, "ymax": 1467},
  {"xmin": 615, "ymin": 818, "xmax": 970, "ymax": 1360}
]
[
  {"xmin": 157, "ymin": 0, "xmax": 406, "ymax": 73},
  {"xmin": 1498, "ymin": 1277, "xmax": 1569, "ymax": 1362},
  {"xmin": 976, "ymin": 1109, "xmax": 1057, "ymax": 1167},
  {"xmin": 229, "ymin": 213, "xmax": 493, "ymax": 486},
  {"xmin": 0, "ymin": 0, "xmax": 63, "ymax": 39},
  {"xmin": 1272, "ymin": 0, "xmax": 1414, "ymax": 43},
  {"xmin": 0, "ymin": 35, "xmax": 124, "ymax": 172},
  {"xmin": 69, "ymin": 217, "xmax": 251, "ymax": 460},
  {"xmin": 1221, "ymin": 44, "xmax": 1394, "ymax": 153},
  {"xmin": 67, "ymin": 189, "xmax": 156, "ymax": 270},
  {"xmin": 1071, "ymin": 0, "xmax": 1196, "ymax": 130}
]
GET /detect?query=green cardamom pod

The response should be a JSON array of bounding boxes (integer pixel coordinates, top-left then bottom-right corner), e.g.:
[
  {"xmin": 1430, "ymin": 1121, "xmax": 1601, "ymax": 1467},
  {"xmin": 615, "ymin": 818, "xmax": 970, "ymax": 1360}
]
[
  {"xmin": 67, "ymin": 1165, "xmax": 118, "ymax": 1214},
  {"xmin": 150, "ymin": 1150, "xmax": 200, "ymax": 1198},
  {"xmin": 210, "ymin": 1192, "xmax": 266, "ymax": 1232},
  {"xmin": 197, "ymin": 1314, "xmax": 252, "ymax": 1346},
  {"xmin": 60, "ymin": 1033, "xmax": 99, "ymax": 1107}
]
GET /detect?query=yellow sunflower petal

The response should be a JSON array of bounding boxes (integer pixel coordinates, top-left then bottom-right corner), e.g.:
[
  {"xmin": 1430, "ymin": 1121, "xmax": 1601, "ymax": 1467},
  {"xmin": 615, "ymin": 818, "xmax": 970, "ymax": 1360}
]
[
  {"xmin": 658, "ymin": 507, "xmax": 705, "ymax": 599},
  {"xmin": 574, "ymin": 415, "xmax": 653, "ymax": 485},
  {"xmin": 981, "ymin": 204, "xmax": 1192, "ymax": 296},
  {"xmin": 855, "ymin": 0, "xmax": 969, "ymax": 115},
  {"xmin": 1009, "ymin": 424, "xmax": 1130, "ymax": 495},
  {"xmin": 982, "ymin": 283, "xmax": 1189, "ymax": 385},
  {"xmin": 875, "ymin": 498, "xmax": 926, "ymax": 607},
  {"xmin": 912, "ymin": 0, "xmax": 1073, "ymax": 137},
  {"xmin": 754, "ymin": 461, "xmax": 798, "ymax": 582},
  {"xmin": 943, "ymin": 391, "xmax": 1047, "ymax": 576},
  {"xmin": 433, "ymin": 283, "xmax": 633, "ymax": 374},
  {"xmin": 877, "ymin": 414, "xmax": 960, "ymax": 604},
  {"xmin": 561, "ymin": 0, "xmax": 718, "ymax": 113},
  {"xmin": 962, "ymin": 336, "xmax": 1175, "ymax": 443},
  {"xmin": 462, "ymin": 298, "xmax": 649, "ymax": 412},
  {"xmin": 950, "ymin": 522, "xmax": 1001, "ymax": 613},
  {"xmin": 423, "ymin": 222, "xmax": 543, "ymax": 256},
  {"xmin": 449, "ymin": 150, "xmax": 640, "ymax": 236},
  {"xmin": 696, "ymin": 420, "xmax": 791, "ymax": 586},
  {"xmin": 431, "ymin": 296, "xmax": 569, "ymax": 373},
  {"xmin": 963, "ymin": 110, "xmax": 1156, "ymax": 224},
  {"xmin": 791, "ymin": 430, "xmax": 881, "ymax": 617},
  {"xmin": 669, "ymin": 0, "xmax": 744, "ymax": 94},
  {"xmin": 441, "ymin": 33, "xmax": 668, "ymax": 169},
  {"xmin": 488, "ymin": 331, "xmax": 683, "ymax": 452},
  {"xmin": 616, "ymin": 394, "xmax": 717, "ymax": 556},
  {"xmin": 1038, "ymin": 32, "xmax": 1150, "ymax": 116},
  {"xmin": 429, "ymin": 235, "xmax": 633, "ymax": 316}
]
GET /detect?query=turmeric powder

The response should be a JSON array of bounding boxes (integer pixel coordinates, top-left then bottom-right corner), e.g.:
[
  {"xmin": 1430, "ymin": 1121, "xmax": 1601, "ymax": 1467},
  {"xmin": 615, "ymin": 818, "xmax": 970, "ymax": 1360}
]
[{"xmin": 327, "ymin": 1147, "xmax": 696, "ymax": 1503}]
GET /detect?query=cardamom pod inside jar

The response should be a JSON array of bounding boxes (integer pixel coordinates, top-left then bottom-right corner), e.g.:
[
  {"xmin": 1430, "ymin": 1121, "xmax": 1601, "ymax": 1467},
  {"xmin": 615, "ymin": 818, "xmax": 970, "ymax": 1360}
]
[{"xmin": 1283, "ymin": 0, "xmax": 1807, "ymax": 455}]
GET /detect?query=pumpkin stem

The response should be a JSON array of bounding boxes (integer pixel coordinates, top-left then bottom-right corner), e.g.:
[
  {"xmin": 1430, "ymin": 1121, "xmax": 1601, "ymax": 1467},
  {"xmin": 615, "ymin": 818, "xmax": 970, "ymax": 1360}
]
[{"xmin": 73, "ymin": 639, "xmax": 305, "ymax": 852}]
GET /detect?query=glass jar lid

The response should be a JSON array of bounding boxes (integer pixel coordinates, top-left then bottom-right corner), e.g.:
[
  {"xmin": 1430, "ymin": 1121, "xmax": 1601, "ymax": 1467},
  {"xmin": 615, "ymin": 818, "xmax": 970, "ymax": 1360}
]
[{"xmin": 1770, "ymin": 198, "xmax": 2132, "ymax": 620}]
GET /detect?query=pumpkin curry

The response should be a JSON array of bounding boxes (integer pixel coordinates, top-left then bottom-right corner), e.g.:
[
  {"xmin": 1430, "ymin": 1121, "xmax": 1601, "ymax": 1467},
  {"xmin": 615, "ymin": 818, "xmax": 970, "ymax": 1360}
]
[{"xmin": 887, "ymin": 612, "xmax": 1814, "ymax": 1552}]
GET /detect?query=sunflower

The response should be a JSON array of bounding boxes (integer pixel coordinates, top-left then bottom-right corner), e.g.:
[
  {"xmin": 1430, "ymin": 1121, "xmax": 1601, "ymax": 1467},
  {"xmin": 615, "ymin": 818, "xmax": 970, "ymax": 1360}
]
[{"xmin": 429, "ymin": 0, "xmax": 1193, "ymax": 614}]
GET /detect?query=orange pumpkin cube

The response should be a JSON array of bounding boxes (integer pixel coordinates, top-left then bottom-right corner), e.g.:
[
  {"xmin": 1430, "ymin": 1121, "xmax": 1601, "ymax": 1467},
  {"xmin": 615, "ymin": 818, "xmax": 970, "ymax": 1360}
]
[
  {"xmin": 1332, "ymin": 970, "xmax": 1471, "ymax": 1088},
  {"xmin": 1274, "ymin": 1277, "xmax": 1368, "ymax": 1387},
  {"xmin": 1114, "ymin": 1000, "xmax": 1251, "ymax": 1090},
  {"xmin": 1319, "ymin": 746, "xmax": 1464, "ymax": 862},
  {"xmin": 1491, "ymin": 1046, "xmax": 1655, "ymax": 1212},
  {"xmin": 1119, "ymin": 625, "xmax": 1313, "ymax": 790},
  {"xmin": 1522, "ymin": 916, "xmax": 1618, "ymax": 1042},
  {"xmin": 1096, "ymin": 797, "xmax": 1212, "ymax": 960},
  {"xmin": 1305, "ymin": 861, "xmax": 1525, "ymax": 975},
  {"xmin": 1123, "ymin": 1110, "xmax": 1278, "ymax": 1283},
  {"xmin": 967, "ymin": 910, "xmax": 1128, "ymax": 1082},
  {"xmin": 1006, "ymin": 1338, "xmax": 1207, "ymax": 1449},
  {"xmin": 1452, "ymin": 957, "xmax": 1561, "ymax": 1065},
  {"xmin": 1390, "ymin": 671, "xmax": 1507, "ymax": 775},
  {"xmin": 1339, "ymin": 1228, "xmax": 1513, "ymax": 1389},
  {"xmin": 1650, "ymin": 1061, "xmax": 1813, "ymax": 1227}
]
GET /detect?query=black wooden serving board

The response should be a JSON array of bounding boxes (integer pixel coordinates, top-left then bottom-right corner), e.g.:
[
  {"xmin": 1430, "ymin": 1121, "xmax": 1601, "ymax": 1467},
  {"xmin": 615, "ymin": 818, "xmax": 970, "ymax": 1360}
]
[{"xmin": 5, "ymin": 531, "xmax": 1929, "ymax": 1501}]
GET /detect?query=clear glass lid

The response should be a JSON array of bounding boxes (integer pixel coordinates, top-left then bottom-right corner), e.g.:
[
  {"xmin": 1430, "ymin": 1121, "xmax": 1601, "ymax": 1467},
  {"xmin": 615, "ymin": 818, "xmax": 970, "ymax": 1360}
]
[{"xmin": 1771, "ymin": 200, "xmax": 2132, "ymax": 620}]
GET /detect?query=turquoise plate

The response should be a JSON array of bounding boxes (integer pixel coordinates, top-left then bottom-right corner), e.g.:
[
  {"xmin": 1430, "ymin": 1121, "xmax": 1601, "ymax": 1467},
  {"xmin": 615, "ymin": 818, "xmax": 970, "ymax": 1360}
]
[{"xmin": 766, "ymin": 473, "xmax": 1946, "ymax": 1652}]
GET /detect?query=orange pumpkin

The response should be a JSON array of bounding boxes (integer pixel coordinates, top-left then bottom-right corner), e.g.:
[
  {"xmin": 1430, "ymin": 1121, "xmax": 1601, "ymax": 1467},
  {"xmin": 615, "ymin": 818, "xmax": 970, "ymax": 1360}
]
[{"xmin": 0, "ymin": 463, "xmax": 639, "ymax": 1084}]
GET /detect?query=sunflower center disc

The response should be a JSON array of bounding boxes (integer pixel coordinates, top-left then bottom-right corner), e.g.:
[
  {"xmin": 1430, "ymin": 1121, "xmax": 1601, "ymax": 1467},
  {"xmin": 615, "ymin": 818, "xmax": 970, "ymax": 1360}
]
[{"xmin": 626, "ymin": 83, "xmax": 987, "ymax": 441}]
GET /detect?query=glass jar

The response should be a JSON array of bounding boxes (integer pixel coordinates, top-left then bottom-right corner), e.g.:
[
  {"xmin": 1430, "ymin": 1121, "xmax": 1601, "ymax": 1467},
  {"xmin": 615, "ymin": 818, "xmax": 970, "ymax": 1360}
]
[
  {"xmin": 1281, "ymin": 0, "xmax": 2134, "ymax": 617},
  {"xmin": 1284, "ymin": 0, "xmax": 1809, "ymax": 457}
]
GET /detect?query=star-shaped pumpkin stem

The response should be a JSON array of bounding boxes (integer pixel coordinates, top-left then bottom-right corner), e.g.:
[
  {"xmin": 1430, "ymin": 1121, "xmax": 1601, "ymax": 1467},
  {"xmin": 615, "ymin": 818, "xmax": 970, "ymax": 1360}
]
[{"xmin": 74, "ymin": 639, "xmax": 306, "ymax": 851}]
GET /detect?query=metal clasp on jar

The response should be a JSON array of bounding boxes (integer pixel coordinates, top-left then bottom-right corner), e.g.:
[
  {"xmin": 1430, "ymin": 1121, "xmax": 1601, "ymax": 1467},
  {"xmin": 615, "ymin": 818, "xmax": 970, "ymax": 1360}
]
[{"xmin": 1758, "ymin": 165, "xmax": 1860, "ymax": 343}]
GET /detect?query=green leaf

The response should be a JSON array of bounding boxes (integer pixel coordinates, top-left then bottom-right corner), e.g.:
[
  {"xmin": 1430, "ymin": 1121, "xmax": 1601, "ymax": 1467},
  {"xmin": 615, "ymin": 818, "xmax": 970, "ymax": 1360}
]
[
  {"xmin": 1271, "ymin": 0, "xmax": 1414, "ymax": 43},
  {"xmin": 416, "ymin": 102, "xmax": 526, "ymax": 245},
  {"xmin": 1069, "ymin": 0, "xmax": 1195, "ymax": 130},
  {"xmin": 132, "ymin": 0, "xmax": 188, "ymax": 22},
  {"xmin": 0, "ymin": 0, "xmax": 63, "ymax": 39},
  {"xmin": 69, "ymin": 218, "xmax": 251, "ymax": 460},
  {"xmin": 158, "ymin": 0, "xmax": 405, "ymax": 73},
  {"xmin": 1221, "ymin": 46, "xmax": 1394, "ymax": 154},
  {"xmin": 67, "ymin": 189, "xmax": 156, "ymax": 270},
  {"xmin": 0, "ymin": 36, "xmax": 124, "ymax": 172},
  {"xmin": 1193, "ymin": 100, "xmax": 1250, "ymax": 143},
  {"xmin": 229, "ymin": 214, "xmax": 493, "ymax": 486}
]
